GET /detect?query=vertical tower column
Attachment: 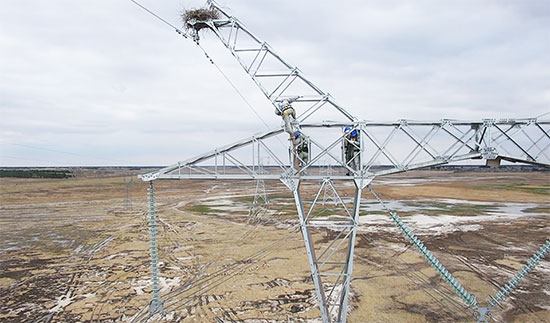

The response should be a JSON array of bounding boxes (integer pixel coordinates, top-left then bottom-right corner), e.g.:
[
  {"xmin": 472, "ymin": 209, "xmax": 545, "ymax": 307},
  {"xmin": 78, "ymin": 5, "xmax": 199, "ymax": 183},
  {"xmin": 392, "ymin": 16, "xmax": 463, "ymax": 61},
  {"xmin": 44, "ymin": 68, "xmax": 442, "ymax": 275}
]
[
  {"xmin": 290, "ymin": 178, "xmax": 330, "ymax": 322},
  {"xmin": 337, "ymin": 182, "xmax": 362, "ymax": 323}
]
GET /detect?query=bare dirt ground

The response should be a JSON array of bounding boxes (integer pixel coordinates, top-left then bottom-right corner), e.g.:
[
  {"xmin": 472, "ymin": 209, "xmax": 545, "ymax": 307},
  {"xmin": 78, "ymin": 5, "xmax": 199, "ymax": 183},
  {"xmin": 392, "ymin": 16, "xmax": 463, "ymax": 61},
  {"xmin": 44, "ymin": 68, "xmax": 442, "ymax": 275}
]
[{"xmin": 0, "ymin": 169, "xmax": 548, "ymax": 322}]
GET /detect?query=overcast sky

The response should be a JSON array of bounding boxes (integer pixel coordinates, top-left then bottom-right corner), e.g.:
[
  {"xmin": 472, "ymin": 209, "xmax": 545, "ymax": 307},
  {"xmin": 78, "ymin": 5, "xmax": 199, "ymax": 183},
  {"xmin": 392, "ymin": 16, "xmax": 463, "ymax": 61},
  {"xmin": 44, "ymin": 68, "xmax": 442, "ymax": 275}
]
[{"xmin": 1, "ymin": 0, "xmax": 549, "ymax": 166}]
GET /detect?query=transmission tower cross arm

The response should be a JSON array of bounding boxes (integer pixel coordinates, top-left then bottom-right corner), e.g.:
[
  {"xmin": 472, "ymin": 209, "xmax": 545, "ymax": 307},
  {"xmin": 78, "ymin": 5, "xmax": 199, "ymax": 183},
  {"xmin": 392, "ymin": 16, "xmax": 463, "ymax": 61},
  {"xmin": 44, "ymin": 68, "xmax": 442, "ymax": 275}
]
[{"xmin": 186, "ymin": 0, "xmax": 356, "ymax": 123}]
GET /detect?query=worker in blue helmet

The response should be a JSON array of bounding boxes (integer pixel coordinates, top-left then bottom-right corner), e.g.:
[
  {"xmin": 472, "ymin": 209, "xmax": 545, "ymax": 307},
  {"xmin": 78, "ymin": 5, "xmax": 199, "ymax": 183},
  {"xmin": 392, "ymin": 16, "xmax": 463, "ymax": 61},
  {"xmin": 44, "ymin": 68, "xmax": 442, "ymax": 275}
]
[
  {"xmin": 343, "ymin": 126, "xmax": 360, "ymax": 175},
  {"xmin": 292, "ymin": 131, "xmax": 309, "ymax": 168},
  {"xmin": 275, "ymin": 100, "xmax": 297, "ymax": 135}
]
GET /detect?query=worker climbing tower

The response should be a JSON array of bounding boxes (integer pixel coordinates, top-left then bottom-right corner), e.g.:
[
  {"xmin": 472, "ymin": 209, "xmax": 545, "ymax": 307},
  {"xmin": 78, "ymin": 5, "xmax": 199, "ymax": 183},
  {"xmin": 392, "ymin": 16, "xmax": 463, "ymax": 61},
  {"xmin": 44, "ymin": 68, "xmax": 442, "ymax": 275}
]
[{"xmin": 132, "ymin": 1, "xmax": 550, "ymax": 322}]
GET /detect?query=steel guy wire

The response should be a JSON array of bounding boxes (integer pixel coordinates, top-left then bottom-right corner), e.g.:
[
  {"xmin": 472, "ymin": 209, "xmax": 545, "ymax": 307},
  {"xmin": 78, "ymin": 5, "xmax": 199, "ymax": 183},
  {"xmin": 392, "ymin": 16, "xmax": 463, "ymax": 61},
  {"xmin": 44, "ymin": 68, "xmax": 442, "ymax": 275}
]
[
  {"xmin": 128, "ymin": 1, "xmax": 269, "ymax": 129},
  {"xmin": 195, "ymin": 42, "xmax": 273, "ymax": 131},
  {"xmin": 194, "ymin": 41, "xmax": 289, "ymax": 150},
  {"xmin": 129, "ymin": 0, "xmax": 188, "ymax": 37},
  {"xmin": 128, "ymin": 0, "xmax": 288, "ymax": 150}
]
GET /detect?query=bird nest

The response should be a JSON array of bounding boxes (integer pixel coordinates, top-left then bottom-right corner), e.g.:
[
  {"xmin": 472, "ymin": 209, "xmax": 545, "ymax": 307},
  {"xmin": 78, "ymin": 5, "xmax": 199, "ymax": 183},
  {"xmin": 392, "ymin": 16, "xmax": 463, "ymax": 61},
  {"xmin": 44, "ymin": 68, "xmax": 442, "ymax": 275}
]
[{"xmin": 182, "ymin": 8, "xmax": 220, "ymax": 31}]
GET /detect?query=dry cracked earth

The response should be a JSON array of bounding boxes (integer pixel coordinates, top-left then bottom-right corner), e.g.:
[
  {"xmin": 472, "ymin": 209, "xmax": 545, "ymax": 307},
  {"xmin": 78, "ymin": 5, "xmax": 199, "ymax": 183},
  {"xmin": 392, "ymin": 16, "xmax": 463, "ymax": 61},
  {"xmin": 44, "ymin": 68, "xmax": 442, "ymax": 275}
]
[{"xmin": 0, "ymin": 168, "xmax": 549, "ymax": 322}]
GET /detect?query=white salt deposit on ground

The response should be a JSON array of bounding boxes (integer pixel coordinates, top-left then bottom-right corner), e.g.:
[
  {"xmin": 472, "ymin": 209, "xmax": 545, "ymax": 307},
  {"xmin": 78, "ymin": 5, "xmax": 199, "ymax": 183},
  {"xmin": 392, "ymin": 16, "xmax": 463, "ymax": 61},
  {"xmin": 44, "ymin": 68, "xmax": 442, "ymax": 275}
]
[
  {"xmin": 49, "ymin": 291, "xmax": 73, "ymax": 313},
  {"xmin": 159, "ymin": 276, "xmax": 181, "ymax": 294}
]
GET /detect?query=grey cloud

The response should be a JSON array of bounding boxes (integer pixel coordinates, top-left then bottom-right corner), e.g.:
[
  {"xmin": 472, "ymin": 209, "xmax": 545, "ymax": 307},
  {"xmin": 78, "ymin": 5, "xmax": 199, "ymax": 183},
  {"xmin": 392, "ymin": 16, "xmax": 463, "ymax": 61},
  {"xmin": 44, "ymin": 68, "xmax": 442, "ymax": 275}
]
[{"xmin": 0, "ymin": 0, "xmax": 548, "ymax": 166}]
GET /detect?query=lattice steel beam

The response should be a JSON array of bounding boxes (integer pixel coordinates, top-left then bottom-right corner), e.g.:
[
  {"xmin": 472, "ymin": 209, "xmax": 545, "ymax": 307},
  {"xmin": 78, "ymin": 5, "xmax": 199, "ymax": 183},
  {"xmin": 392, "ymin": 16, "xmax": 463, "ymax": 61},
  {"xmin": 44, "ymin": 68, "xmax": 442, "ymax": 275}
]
[
  {"xmin": 139, "ymin": 119, "xmax": 550, "ymax": 182},
  {"xmin": 134, "ymin": 2, "xmax": 550, "ymax": 322}
]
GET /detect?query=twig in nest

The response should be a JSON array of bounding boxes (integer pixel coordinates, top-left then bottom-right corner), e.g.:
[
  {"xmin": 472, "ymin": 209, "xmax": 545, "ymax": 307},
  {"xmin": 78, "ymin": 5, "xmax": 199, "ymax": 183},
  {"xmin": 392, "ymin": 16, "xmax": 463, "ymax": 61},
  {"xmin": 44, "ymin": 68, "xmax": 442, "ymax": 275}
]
[{"xmin": 182, "ymin": 8, "xmax": 219, "ymax": 31}]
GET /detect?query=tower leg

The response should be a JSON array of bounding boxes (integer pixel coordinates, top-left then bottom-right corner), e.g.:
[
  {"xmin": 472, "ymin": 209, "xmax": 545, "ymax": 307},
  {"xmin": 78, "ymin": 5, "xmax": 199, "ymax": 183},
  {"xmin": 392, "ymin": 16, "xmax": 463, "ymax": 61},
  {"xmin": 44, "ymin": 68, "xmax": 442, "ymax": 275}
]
[
  {"xmin": 337, "ymin": 183, "xmax": 361, "ymax": 323},
  {"xmin": 284, "ymin": 177, "xmax": 363, "ymax": 323},
  {"xmin": 290, "ymin": 179, "xmax": 330, "ymax": 322}
]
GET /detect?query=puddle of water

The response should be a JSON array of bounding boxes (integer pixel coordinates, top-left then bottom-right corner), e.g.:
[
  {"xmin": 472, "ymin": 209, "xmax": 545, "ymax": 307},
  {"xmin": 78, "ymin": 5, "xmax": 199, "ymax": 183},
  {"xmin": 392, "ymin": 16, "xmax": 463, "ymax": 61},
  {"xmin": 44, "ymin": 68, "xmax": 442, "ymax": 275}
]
[
  {"xmin": 191, "ymin": 195, "xmax": 548, "ymax": 238},
  {"xmin": 373, "ymin": 176, "xmax": 482, "ymax": 186},
  {"xmin": 358, "ymin": 198, "xmax": 548, "ymax": 235},
  {"xmin": 360, "ymin": 198, "xmax": 546, "ymax": 216}
]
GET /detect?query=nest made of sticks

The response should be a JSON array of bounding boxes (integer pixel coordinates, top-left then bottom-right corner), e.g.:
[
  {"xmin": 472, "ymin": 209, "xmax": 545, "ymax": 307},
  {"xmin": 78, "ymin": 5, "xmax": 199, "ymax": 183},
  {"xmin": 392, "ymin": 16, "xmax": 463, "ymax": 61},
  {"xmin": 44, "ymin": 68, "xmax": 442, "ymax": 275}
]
[{"xmin": 182, "ymin": 8, "xmax": 220, "ymax": 31}]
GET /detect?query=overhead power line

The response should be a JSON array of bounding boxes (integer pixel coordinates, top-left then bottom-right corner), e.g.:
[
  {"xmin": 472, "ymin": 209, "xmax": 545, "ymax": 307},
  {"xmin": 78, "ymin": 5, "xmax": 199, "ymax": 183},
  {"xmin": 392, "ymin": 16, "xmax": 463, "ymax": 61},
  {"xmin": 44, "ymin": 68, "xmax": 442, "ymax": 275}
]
[
  {"xmin": 129, "ymin": 0, "xmax": 188, "ymax": 37},
  {"xmin": 127, "ymin": 0, "xmax": 277, "ymax": 134}
]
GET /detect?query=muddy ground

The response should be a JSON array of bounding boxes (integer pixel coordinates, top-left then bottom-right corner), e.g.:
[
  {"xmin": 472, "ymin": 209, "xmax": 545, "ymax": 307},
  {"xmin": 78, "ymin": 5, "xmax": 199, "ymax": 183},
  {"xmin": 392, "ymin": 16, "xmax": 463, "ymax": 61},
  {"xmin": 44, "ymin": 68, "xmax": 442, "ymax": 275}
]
[{"xmin": 0, "ymin": 169, "xmax": 548, "ymax": 322}]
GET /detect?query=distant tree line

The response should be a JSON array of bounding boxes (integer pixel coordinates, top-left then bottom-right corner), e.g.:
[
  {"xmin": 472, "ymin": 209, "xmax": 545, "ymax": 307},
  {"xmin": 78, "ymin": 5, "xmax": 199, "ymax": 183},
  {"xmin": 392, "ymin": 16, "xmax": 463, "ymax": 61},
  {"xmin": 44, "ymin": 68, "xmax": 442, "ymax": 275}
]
[{"xmin": 0, "ymin": 169, "xmax": 72, "ymax": 179}]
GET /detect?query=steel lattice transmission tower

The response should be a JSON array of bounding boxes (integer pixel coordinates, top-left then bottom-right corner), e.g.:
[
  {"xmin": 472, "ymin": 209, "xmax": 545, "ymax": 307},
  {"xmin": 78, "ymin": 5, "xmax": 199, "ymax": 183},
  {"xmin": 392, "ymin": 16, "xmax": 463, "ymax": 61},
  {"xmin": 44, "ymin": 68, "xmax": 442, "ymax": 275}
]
[
  {"xmin": 248, "ymin": 161, "xmax": 269, "ymax": 222},
  {"xmin": 133, "ymin": 1, "xmax": 550, "ymax": 322}
]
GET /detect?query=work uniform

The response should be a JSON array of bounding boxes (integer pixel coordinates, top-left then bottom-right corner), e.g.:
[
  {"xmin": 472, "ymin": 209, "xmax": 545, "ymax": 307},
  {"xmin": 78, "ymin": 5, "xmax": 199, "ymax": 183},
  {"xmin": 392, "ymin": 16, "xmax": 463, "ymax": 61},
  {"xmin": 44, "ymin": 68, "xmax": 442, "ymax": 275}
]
[
  {"xmin": 292, "ymin": 134, "xmax": 309, "ymax": 168},
  {"xmin": 275, "ymin": 101, "xmax": 298, "ymax": 135},
  {"xmin": 344, "ymin": 132, "xmax": 360, "ymax": 173}
]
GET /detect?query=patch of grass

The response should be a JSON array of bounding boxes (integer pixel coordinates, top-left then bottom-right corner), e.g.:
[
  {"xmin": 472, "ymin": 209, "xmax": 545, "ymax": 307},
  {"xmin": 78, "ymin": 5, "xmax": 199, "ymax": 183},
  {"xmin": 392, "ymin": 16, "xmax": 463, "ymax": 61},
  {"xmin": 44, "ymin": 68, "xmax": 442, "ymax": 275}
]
[
  {"xmin": 236, "ymin": 194, "xmax": 292, "ymax": 204},
  {"xmin": 477, "ymin": 184, "xmax": 550, "ymax": 195},
  {"xmin": 447, "ymin": 204, "xmax": 499, "ymax": 214},
  {"xmin": 311, "ymin": 208, "xmax": 333, "ymax": 218},
  {"xmin": 273, "ymin": 211, "xmax": 296, "ymax": 219},
  {"xmin": 0, "ymin": 169, "xmax": 72, "ymax": 179},
  {"xmin": 523, "ymin": 207, "xmax": 550, "ymax": 214},
  {"xmin": 186, "ymin": 204, "xmax": 224, "ymax": 214},
  {"xmin": 359, "ymin": 210, "xmax": 388, "ymax": 216},
  {"xmin": 403, "ymin": 201, "xmax": 499, "ymax": 215},
  {"xmin": 269, "ymin": 194, "xmax": 294, "ymax": 200},
  {"xmin": 236, "ymin": 196, "xmax": 255, "ymax": 203}
]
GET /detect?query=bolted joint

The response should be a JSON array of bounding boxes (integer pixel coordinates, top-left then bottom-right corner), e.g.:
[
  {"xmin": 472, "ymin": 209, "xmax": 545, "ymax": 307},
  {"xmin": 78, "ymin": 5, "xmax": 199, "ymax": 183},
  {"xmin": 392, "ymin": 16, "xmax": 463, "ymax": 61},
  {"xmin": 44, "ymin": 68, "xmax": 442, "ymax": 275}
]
[
  {"xmin": 482, "ymin": 118, "xmax": 496, "ymax": 126},
  {"xmin": 480, "ymin": 147, "xmax": 498, "ymax": 160}
]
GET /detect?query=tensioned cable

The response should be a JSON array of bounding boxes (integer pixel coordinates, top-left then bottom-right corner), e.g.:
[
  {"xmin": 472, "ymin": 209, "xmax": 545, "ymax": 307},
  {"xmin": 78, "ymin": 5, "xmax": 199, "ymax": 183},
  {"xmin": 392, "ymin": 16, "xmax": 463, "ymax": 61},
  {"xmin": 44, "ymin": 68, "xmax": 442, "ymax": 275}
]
[
  {"xmin": 194, "ymin": 42, "xmax": 290, "ymax": 150},
  {"xmin": 194, "ymin": 42, "xmax": 274, "ymax": 131},
  {"xmin": 129, "ymin": 0, "xmax": 277, "ymax": 135},
  {"xmin": 535, "ymin": 111, "xmax": 550, "ymax": 119},
  {"xmin": 129, "ymin": 0, "xmax": 187, "ymax": 37}
]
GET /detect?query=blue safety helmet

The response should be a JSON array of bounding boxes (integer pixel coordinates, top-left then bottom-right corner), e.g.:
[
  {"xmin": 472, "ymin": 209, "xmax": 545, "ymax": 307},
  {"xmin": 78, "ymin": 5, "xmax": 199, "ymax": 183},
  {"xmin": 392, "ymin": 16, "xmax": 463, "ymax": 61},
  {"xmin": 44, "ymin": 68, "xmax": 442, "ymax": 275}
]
[
  {"xmin": 351, "ymin": 130, "xmax": 358, "ymax": 137},
  {"xmin": 344, "ymin": 126, "xmax": 351, "ymax": 132},
  {"xmin": 294, "ymin": 131, "xmax": 301, "ymax": 138},
  {"xmin": 280, "ymin": 100, "xmax": 290, "ymax": 109}
]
